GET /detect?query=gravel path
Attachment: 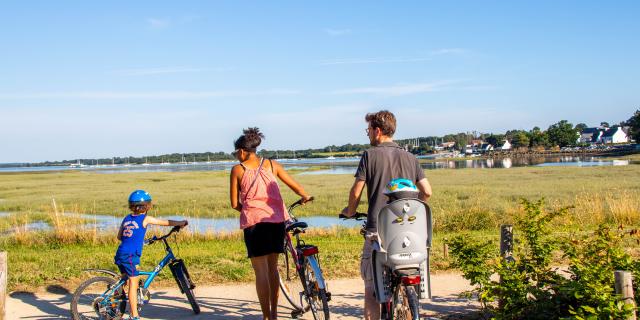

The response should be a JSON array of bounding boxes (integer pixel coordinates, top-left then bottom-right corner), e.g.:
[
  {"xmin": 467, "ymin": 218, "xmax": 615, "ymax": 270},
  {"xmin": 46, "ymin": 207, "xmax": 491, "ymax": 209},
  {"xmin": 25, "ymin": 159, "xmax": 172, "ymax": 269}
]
[{"xmin": 6, "ymin": 272, "xmax": 479, "ymax": 319}]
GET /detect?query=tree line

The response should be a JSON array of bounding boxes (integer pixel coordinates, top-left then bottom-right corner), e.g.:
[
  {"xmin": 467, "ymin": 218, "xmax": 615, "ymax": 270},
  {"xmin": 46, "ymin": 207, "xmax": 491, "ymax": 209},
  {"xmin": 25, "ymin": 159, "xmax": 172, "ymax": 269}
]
[{"xmin": 15, "ymin": 109, "xmax": 640, "ymax": 167}]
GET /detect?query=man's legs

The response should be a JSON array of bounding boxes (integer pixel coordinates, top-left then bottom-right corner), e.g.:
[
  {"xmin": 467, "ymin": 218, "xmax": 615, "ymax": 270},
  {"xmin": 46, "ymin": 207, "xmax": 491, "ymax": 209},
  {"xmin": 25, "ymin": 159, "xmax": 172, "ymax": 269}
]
[{"xmin": 361, "ymin": 235, "xmax": 380, "ymax": 320}]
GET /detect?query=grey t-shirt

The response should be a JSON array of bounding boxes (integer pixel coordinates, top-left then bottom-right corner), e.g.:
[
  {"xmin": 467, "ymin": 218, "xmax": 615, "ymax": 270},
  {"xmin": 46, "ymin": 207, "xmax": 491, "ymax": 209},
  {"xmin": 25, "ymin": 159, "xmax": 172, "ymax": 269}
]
[{"xmin": 355, "ymin": 141, "xmax": 426, "ymax": 232}]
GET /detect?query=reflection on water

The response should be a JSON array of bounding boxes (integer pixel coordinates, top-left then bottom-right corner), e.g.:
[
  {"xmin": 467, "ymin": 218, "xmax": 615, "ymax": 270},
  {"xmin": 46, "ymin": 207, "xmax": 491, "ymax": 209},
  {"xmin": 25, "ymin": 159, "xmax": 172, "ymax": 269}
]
[
  {"xmin": 0, "ymin": 156, "xmax": 632, "ymax": 174},
  {"xmin": 301, "ymin": 156, "xmax": 631, "ymax": 175}
]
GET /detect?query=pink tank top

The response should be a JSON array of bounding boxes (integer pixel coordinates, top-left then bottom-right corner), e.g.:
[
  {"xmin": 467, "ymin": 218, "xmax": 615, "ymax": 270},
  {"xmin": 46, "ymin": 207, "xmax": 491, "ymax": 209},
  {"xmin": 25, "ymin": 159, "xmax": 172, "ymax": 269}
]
[{"xmin": 239, "ymin": 159, "xmax": 290, "ymax": 229}]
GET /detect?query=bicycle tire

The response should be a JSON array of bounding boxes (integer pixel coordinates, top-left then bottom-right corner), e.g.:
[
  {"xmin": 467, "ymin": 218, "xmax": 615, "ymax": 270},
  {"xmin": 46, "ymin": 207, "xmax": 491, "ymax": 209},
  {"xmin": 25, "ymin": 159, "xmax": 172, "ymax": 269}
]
[
  {"xmin": 278, "ymin": 241, "xmax": 305, "ymax": 311},
  {"xmin": 70, "ymin": 276, "xmax": 125, "ymax": 320},
  {"xmin": 391, "ymin": 285, "xmax": 412, "ymax": 320},
  {"xmin": 303, "ymin": 256, "xmax": 330, "ymax": 320},
  {"xmin": 170, "ymin": 261, "xmax": 201, "ymax": 314},
  {"xmin": 405, "ymin": 286, "xmax": 420, "ymax": 320}
]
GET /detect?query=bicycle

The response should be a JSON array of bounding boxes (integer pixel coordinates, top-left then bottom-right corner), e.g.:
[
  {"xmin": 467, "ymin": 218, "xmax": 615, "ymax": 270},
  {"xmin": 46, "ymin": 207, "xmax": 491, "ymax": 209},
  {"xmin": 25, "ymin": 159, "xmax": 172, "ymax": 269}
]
[
  {"xmin": 278, "ymin": 197, "xmax": 331, "ymax": 319},
  {"xmin": 70, "ymin": 226, "xmax": 200, "ymax": 319},
  {"xmin": 340, "ymin": 204, "xmax": 431, "ymax": 320}
]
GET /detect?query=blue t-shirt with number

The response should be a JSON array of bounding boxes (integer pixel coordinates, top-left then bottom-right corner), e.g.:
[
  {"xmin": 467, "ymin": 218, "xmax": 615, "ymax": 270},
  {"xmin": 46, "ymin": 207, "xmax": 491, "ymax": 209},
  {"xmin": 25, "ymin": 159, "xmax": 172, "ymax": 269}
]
[{"xmin": 115, "ymin": 213, "xmax": 147, "ymax": 262}]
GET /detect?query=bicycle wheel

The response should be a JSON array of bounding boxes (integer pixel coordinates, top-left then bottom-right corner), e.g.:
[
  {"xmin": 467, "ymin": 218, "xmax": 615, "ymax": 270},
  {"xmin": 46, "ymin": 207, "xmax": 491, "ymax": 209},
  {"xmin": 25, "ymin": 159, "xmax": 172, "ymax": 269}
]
[
  {"xmin": 278, "ymin": 242, "xmax": 305, "ymax": 310},
  {"xmin": 170, "ymin": 260, "xmax": 201, "ymax": 314},
  {"xmin": 70, "ymin": 276, "xmax": 126, "ymax": 320},
  {"xmin": 391, "ymin": 285, "xmax": 419, "ymax": 320},
  {"xmin": 303, "ymin": 256, "xmax": 330, "ymax": 320}
]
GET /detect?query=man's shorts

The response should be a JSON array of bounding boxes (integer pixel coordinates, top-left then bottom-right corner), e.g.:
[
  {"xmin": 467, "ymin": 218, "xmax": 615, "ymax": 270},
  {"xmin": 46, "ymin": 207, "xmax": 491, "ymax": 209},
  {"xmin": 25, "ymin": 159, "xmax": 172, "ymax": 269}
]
[
  {"xmin": 115, "ymin": 254, "xmax": 141, "ymax": 277},
  {"xmin": 360, "ymin": 231, "xmax": 379, "ymax": 290}
]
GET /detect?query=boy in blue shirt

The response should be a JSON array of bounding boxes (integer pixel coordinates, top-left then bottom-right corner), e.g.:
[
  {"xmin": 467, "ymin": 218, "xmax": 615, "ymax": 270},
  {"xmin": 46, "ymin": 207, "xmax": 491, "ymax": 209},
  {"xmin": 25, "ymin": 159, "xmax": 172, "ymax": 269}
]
[{"xmin": 115, "ymin": 190, "xmax": 188, "ymax": 320}]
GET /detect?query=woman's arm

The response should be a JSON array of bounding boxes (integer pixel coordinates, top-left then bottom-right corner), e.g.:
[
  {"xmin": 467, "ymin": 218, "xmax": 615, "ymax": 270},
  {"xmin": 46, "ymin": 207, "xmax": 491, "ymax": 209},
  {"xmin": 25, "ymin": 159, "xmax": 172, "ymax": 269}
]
[
  {"xmin": 230, "ymin": 165, "xmax": 243, "ymax": 212},
  {"xmin": 272, "ymin": 160, "xmax": 311, "ymax": 201},
  {"xmin": 416, "ymin": 178, "xmax": 432, "ymax": 202},
  {"xmin": 143, "ymin": 216, "xmax": 188, "ymax": 228}
]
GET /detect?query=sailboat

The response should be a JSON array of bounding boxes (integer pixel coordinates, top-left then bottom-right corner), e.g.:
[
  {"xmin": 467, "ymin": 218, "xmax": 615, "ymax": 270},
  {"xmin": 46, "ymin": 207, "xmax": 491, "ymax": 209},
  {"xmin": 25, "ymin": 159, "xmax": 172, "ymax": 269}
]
[
  {"xmin": 160, "ymin": 157, "xmax": 170, "ymax": 165},
  {"xmin": 206, "ymin": 155, "xmax": 212, "ymax": 164},
  {"xmin": 69, "ymin": 159, "xmax": 85, "ymax": 168},
  {"xmin": 142, "ymin": 157, "xmax": 150, "ymax": 166},
  {"xmin": 179, "ymin": 154, "xmax": 187, "ymax": 165},
  {"xmin": 325, "ymin": 147, "xmax": 336, "ymax": 160}
]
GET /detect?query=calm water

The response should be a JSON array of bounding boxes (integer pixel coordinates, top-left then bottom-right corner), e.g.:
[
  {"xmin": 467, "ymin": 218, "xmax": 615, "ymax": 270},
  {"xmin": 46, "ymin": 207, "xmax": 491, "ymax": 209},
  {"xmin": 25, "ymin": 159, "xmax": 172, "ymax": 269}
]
[
  {"xmin": 0, "ymin": 156, "xmax": 632, "ymax": 174},
  {"xmin": 0, "ymin": 212, "xmax": 363, "ymax": 234}
]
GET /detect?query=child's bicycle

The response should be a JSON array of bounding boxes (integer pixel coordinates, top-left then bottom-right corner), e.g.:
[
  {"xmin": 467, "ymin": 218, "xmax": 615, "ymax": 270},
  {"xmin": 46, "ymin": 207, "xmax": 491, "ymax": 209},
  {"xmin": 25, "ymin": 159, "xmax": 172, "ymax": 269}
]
[
  {"xmin": 70, "ymin": 226, "xmax": 200, "ymax": 319},
  {"xmin": 278, "ymin": 197, "xmax": 332, "ymax": 319}
]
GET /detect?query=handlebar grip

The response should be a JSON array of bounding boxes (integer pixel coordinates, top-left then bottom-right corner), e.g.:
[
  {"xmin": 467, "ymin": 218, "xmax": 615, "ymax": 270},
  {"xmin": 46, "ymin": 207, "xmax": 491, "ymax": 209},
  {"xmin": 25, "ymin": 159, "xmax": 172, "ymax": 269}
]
[{"xmin": 293, "ymin": 196, "xmax": 315, "ymax": 207}]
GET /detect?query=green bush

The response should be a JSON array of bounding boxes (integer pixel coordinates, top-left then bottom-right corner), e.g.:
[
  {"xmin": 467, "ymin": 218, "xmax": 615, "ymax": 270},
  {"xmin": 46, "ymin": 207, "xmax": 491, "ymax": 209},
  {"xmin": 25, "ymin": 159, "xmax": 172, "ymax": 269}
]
[{"xmin": 448, "ymin": 199, "xmax": 638, "ymax": 319}]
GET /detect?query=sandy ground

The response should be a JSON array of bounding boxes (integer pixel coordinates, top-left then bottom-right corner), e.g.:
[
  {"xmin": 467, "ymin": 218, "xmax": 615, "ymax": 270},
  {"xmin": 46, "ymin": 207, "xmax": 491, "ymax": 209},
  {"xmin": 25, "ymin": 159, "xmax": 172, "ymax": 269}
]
[{"xmin": 6, "ymin": 272, "xmax": 479, "ymax": 319}]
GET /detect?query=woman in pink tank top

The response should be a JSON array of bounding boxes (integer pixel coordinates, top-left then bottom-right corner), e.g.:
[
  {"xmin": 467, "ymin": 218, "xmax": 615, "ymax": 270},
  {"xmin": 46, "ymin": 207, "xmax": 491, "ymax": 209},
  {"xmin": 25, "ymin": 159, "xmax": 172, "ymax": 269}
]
[{"xmin": 229, "ymin": 127, "xmax": 312, "ymax": 320}]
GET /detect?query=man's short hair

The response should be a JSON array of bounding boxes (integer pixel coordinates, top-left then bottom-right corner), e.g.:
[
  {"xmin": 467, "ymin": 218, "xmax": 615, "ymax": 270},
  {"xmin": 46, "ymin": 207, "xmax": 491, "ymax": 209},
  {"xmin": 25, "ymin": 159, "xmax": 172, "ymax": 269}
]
[{"xmin": 365, "ymin": 110, "xmax": 396, "ymax": 137}]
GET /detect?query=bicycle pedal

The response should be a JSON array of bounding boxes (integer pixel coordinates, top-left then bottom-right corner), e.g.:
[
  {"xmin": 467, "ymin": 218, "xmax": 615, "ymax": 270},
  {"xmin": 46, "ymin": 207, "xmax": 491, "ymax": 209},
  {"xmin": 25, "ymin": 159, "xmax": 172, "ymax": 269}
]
[{"xmin": 326, "ymin": 292, "xmax": 332, "ymax": 301}]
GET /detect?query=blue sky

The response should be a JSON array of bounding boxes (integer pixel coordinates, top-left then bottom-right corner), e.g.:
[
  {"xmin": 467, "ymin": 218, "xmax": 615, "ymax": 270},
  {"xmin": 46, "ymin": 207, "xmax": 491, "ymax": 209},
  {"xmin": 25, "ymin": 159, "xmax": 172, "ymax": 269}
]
[{"xmin": 0, "ymin": 1, "xmax": 638, "ymax": 163}]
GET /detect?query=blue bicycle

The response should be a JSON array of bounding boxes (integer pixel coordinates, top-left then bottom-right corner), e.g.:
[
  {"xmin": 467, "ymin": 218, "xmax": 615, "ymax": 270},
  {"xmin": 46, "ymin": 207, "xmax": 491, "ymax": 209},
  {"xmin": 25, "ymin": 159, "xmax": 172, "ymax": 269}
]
[{"xmin": 70, "ymin": 226, "xmax": 200, "ymax": 319}]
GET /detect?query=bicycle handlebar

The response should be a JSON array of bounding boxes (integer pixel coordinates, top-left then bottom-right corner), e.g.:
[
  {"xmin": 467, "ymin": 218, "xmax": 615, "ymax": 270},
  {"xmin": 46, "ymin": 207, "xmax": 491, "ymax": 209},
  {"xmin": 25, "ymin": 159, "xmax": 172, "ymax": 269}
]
[
  {"xmin": 287, "ymin": 196, "xmax": 315, "ymax": 212},
  {"xmin": 146, "ymin": 225, "xmax": 183, "ymax": 245},
  {"xmin": 339, "ymin": 212, "xmax": 368, "ymax": 220}
]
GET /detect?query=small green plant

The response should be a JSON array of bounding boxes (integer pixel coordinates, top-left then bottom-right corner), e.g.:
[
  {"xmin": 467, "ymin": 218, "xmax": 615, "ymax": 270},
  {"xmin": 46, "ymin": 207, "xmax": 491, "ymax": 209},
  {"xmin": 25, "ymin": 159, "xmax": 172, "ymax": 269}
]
[{"xmin": 448, "ymin": 199, "xmax": 637, "ymax": 319}]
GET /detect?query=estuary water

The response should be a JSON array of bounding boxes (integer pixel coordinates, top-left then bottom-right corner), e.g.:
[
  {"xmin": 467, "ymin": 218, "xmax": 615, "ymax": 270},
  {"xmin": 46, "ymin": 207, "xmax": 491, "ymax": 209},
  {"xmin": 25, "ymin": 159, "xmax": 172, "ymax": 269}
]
[{"xmin": 0, "ymin": 156, "xmax": 632, "ymax": 174}]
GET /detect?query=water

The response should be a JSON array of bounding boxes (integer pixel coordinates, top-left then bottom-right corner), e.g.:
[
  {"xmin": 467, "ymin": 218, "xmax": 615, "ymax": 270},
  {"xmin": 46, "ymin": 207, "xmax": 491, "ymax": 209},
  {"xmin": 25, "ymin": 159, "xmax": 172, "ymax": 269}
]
[
  {"xmin": 0, "ymin": 212, "xmax": 363, "ymax": 234},
  {"xmin": 1, "ymin": 156, "xmax": 631, "ymax": 174}
]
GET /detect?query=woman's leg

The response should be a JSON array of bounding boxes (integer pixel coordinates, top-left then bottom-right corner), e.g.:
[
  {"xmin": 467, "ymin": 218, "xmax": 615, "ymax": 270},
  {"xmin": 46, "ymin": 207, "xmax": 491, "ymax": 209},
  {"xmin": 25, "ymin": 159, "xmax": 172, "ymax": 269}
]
[
  {"xmin": 251, "ymin": 255, "xmax": 272, "ymax": 319},
  {"xmin": 267, "ymin": 253, "xmax": 280, "ymax": 319}
]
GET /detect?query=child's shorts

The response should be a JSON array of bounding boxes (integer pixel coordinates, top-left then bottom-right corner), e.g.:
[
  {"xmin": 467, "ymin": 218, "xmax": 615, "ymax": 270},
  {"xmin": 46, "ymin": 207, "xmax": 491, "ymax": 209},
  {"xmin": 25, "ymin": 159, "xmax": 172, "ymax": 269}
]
[{"xmin": 115, "ymin": 254, "xmax": 141, "ymax": 277}]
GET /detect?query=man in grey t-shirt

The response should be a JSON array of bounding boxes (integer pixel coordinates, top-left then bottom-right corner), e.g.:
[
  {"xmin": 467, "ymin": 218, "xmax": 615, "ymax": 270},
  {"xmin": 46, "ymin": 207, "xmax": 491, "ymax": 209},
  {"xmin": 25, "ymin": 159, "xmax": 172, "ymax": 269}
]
[{"xmin": 342, "ymin": 110, "xmax": 432, "ymax": 320}]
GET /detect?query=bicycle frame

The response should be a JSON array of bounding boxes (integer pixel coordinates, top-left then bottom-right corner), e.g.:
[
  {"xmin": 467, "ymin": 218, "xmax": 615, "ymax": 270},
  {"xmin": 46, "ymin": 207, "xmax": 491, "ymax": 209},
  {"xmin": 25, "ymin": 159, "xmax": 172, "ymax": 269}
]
[
  {"xmin": 100, "ymin": 238, "xmax": 176, "ymax": 301},
  {"xmin": 284, "ymin": 228, "xmax": 327, "ymax": 291}
]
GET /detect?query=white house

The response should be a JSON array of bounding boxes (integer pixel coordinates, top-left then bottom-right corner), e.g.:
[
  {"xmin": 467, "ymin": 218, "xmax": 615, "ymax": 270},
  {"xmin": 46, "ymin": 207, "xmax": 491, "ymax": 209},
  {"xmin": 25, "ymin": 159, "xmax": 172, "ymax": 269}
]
[
  {"xmin": 601, "ymin": 126, "xmax": 629, "ymax": 144},
  {"xmin": 479, "ymin": 143, "xmax": 494, "ymax": 153},
  {"xmin": 578, "ymin": 127, "xmax": 604, "ymax": 144},
  {"xmin": 497, "ymin": 140, "xmax": 511, "ymax": 150}
]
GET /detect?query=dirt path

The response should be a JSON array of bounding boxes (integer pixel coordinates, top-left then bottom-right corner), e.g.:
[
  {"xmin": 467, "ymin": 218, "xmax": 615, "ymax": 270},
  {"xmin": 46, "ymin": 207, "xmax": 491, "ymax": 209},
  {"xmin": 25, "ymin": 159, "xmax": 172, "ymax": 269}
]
[{"xmin": 6, "ymin": 272, "xmax": 479, "ymax": 319}]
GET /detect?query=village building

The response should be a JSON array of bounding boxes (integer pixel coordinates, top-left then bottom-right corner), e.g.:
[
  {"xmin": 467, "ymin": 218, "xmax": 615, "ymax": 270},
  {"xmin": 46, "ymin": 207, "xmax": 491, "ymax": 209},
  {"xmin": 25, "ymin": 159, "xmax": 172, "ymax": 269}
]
[
  {"xmin": 578, "ymin": 127, "xmax": 605, "ymax": 144},
  {"xmin": 601, "ymin": 126, "xmax": 630, "ymax": 144},
  {"xmin": 496, "ymin": 140, "xmax": 511, "ymax": 150}
]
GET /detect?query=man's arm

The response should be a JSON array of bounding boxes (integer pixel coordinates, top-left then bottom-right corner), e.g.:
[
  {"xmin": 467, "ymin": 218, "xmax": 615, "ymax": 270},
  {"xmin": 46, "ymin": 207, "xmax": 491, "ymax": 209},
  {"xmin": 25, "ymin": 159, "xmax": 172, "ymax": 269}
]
[
  {"xmin": 342, "ymin": 179, "xmax": 366, "ymax": 216},
  {"xmin": 416, "ymin": 178, "xmax": 432, "ymax": 202}
]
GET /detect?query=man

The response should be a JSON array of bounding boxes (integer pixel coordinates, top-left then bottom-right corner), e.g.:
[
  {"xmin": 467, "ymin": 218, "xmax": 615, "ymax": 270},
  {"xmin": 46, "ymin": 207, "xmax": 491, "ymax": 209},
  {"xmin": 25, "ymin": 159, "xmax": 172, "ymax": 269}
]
[{"xmin": 342, "ymin": 110, "xmax": 432, "ymax": 320}]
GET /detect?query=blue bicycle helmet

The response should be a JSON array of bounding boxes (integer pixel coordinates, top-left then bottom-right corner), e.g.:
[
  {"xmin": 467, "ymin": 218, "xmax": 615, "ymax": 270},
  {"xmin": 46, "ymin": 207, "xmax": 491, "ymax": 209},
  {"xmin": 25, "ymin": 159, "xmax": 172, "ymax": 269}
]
[
  {"xmin": 384, "ymin": 178, "xmax": 419, "ymax": 201},
  {"xmin": 128, "ymin": 190, "xmax": 152, "ymax": 205}
]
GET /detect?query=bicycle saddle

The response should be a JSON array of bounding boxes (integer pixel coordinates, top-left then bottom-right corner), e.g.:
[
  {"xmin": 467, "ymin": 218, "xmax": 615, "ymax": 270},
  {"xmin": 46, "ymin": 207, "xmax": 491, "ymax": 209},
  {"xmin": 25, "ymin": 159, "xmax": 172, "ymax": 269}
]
[{"xmin": 286, "ymin": 221, "xmax": 308, "ymax": 232}]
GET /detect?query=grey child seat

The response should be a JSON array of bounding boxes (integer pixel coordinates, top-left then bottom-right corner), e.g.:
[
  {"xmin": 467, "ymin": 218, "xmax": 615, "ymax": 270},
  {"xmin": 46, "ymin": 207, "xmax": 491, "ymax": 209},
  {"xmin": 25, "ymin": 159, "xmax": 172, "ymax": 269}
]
[{"xmin": 372, "ymin": 198, "xmax": 433, "ymax": 302}]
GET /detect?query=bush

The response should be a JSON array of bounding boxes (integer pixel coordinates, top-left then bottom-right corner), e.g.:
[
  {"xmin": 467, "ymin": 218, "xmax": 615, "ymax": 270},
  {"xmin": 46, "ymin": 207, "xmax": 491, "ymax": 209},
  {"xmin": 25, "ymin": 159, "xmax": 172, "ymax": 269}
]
[{"xmin": 448, "ymin": 199, "xmax": 638, "ymax": 319}]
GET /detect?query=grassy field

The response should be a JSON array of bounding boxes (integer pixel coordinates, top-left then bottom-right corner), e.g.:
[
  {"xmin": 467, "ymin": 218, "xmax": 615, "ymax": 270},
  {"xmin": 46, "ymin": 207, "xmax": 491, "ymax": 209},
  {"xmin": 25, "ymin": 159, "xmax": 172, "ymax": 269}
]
[
  {"xmin": 1, "ymin": 165, "xmax": 639, "ymax": 231},
  {"xmin": 3, "ymin": 227, "xmax": 471, "ymax": 292},
  {"xmin": 1, "ymin": 165, "xmax": 640, "ymax": 291}
]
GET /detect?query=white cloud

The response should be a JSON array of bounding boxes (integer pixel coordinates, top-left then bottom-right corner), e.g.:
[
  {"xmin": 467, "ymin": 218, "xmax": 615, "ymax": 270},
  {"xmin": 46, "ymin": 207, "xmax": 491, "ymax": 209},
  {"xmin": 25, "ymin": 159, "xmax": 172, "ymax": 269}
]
[
  {"xmin": 147, "ymin": 18, "xmax": 170, "ymax": 29},
  {"xmin": 324, "ymin": 28, "xmax": 352, "ymax": 36},
  {"xmin": 331, "ymin": 81, "xmax": 457, "ymax": 96},
  {"xmin": 429, "ymin": 48, "xmax": 466, "ymax": 55},
  {"xmin": 110, "ymin": 67, "xmax": 207, "ymax": 76},
  {"xmin": 319, "ymin": 57, "xmax": 431, "ymax": 65},
  {"xmin": 0, "ymin": 89, "xmax": 300, "ymax": 100}
]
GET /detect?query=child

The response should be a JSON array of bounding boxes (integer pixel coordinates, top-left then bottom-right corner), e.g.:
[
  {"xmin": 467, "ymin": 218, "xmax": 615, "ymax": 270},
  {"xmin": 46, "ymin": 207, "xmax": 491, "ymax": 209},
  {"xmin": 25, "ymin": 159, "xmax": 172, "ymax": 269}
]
[{"xmin": 114, "ymin": 189, "xmax": 188, "ymax": 320}]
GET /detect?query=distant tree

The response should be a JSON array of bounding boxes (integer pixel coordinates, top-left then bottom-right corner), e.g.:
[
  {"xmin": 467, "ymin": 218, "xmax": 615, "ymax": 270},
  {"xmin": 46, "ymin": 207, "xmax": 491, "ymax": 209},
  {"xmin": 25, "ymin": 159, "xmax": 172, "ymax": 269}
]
[
  {"xmin": 511, "ymin": 132, "xmax": 530, "ymax": 148},
  {"xmin": 547, "ymin": 120, "xmax": 578, "ymax": 147},
  {"xmin": 625, "ymin": 109, "xmax": 640, "ymax": 141},
  {"xmin": 529, "ymin": 127, "xmax": 550, "ymax": 148},
  {"xmin": 600, "ymin": 122, "xmax": 610, "ymax": 128},
  {"xmin": 486, "ymin": 134, "xmax": 505, "ymax": 147},
  {"xmin": 574, "ymin": 123, "xmax": 588, "ymax": 132}
]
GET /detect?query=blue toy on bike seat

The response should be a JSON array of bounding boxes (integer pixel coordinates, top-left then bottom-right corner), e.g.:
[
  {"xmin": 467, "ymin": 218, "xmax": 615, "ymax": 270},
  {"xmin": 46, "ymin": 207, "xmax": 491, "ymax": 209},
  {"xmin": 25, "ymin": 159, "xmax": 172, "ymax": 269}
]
[
  {"xmin": 384, "ymin": 178, "xmax": 419, "ymax": 202},
  {"xmin": 129, "ymin": 190, "xmax": 152, "ymax": 204}
]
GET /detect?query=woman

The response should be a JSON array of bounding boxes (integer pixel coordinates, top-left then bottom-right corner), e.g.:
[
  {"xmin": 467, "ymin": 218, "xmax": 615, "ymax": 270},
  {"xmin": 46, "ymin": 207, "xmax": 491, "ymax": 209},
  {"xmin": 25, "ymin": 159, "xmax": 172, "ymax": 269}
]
[{"xmin": 229, "ymin": 127, "xmax": 312, "ymax": 320}]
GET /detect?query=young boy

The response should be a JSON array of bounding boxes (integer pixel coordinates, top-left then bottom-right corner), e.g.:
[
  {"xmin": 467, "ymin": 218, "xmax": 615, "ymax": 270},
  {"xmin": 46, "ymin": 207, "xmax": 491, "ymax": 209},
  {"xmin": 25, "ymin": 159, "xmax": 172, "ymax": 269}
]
[{"xmin": 114, "ymin": 190, "xmax": 188, "ymax": 320}]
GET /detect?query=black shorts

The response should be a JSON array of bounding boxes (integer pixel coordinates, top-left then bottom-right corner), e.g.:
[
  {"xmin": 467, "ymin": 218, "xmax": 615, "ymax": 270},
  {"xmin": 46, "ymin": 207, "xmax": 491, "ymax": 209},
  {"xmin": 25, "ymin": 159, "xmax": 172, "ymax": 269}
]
[{"xmin": 243, "ymin": 222, "xmax": 285, "ymax": 258}]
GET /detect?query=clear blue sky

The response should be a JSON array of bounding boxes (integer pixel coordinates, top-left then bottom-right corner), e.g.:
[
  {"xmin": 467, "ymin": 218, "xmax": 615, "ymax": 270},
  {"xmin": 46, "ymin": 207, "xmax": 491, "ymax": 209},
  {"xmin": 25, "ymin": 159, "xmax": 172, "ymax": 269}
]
[{"xmin": 1, "ymin": 1, "xmax": 638, "ymax": 163}]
